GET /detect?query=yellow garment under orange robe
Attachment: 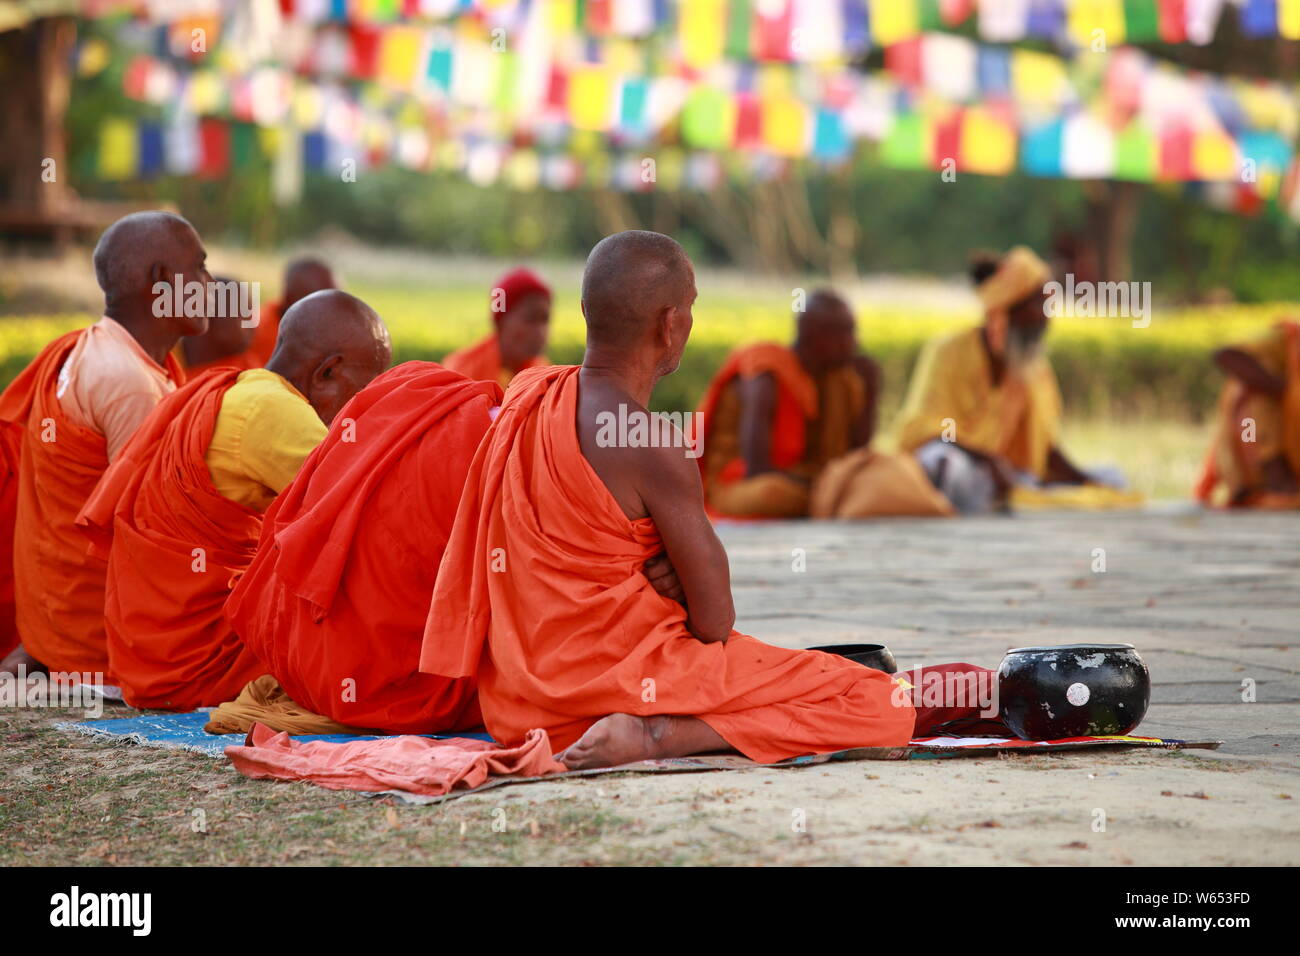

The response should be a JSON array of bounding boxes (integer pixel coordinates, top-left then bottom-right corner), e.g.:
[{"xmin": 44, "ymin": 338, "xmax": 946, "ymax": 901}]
[
  {"xmin": 78, "ymin": 368, "xmax": 325, "ymax": 710},
  {"xmin": 892, "ymin": 325, "xmax": 1062, "ymax": 479},
  {"xmin": 696, "ymin": 343, "xmax": 865, "ymax": 518},
  {"xmin": 442, "ymin": 333, "xmax": 548, "ymax": 389},
  {"xmin": 1196, "ymin": 321, "xmax": 1300, "ymax": 507},
  {"xmin": 0, "ymin": 323, "xmax": 182, "ymax": 675},
  {"xmin": 420, "ymin": 365, "xmax": 915, "ymax": 763}
]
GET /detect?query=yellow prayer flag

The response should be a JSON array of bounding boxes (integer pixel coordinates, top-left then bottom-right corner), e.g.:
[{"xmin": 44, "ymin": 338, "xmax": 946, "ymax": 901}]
[
  {"xmin": 1281, "ymin": 0, "xmax": 1300, "ymax": 40},
  {"xmin": 547, "ymin": 0, "xmax": 578, "ymax": 34},
  {"xmin": 99, "ymin": 119, "xmax": 137, "ymax": 181},
  {"xmin": 762, "ymin": 94, "xmax": 808, "ymax": 158},
  {"xmin": 188, "ymin": 70, "xmax": 224, "ymax": 113},
  {"xmin": 1011, "ymin": 50, "xmax": 1069, "ymax": 110},
  {"xmin": 870, "ymin": 0, "xmax": 919, "ymax": 46},
  {"xmin": 569, "ymin": 65, "xmax": 613, "ymax": 132},
  {"xmin": 378, "ymin": 26, "xmax": 423, "ymax": 89},
  {"xmin": 680, "ymin": 0, "xmax": 726, "ymax": 70},
  {"xmin": 1067, "ymin": 0, "xmax": 1126, "ymax": 49},
  {"xmin": 960, "ymin": 108, "xmax": 1016, "ymax": 175},
  {"xmin": 1192, "ymin": 130, "xmax": 1238, "ymax": 181}
]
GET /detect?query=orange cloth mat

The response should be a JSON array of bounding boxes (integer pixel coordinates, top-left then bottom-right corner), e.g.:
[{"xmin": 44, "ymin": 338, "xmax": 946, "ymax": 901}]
[{"xmin": 225, "ymin": 722, "xmax": 566, "ymax": 797}]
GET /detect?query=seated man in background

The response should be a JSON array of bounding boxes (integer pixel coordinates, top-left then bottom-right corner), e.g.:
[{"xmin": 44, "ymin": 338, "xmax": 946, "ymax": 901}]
[
  {"xmin": 1196, "ymin": 320, "xmax": 1300, "ymax": 508},
  {"xmin": 421, "ymin": 231, "xmax": 923, "ymax": 769},
  {"xmin": 0, "ymin": 212, "xmax": 206, "ymax": 676},
  {"xmin": 214, "ymin": 361, "xmax": 500, "ymax": 735},
  {"xmin": 78, "ymin": 291, "xmax": 391, "ymax": 710},
  {"xmin": 443, "ymin": 267, "xmax": 551, "ymax": 389},
  {"xmin": 177, "ymin": 276, "xmax": 258, "ymax": 376},
  {"xmin": 892, "ymin": 247, "xmax": 1091, "ymax": 513},
  {"xmin": 697, "ymin": 291, "xmax": 951, "ymax": 520},
  {"xmin": 244, "ymin": 257, "xmax": 337, "ymax": 368}
]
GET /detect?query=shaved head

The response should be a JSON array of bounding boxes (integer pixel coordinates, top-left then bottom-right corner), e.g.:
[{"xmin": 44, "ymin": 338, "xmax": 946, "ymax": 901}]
[
  {"xmin": 581, "ymin": 231, "xmax": 695, "ymax": 352},
  {"xmin": 93, "ymin": 211, "xmax": 206, "ymax": 312},
  {"xmin": 267, "ymin": 290, "xmax": 391, "ymax": 425},
  {"xmin": 794, "ymin": 288, "xmax": 857, "ymax": 372},
  {"xmin": 282, "ymin": 257, "xmax": 337, "ymax": 310}
]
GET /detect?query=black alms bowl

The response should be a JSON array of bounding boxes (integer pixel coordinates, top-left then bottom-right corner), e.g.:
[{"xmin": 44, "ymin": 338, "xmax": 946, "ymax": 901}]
[
  {"xmin": 808, "ymin": 643, "xmax": 898, "ymax": 674},
  {"xmin": 998, "ymin": 643, "xmax": 1150, "ymax": 740}
]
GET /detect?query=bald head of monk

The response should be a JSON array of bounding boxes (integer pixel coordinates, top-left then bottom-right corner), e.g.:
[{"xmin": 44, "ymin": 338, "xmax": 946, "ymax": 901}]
[
  {"xmin": 265, "ymin": 290, "xmax": 391, "ymax": 426},
  {"xmin": 581, "ymin": 230, "xmax": 696, "ymax": 380},
  {"xmin": 182, "ymin": 276, "xmax": 257, "ymax": 367},
  {"xmin": 93, "ymin": 211, "xmax": 211, "ymax": 357},
  {"xmin": 281, "ymin": 257, "xmax": 337, "ymax": 311},
  {"xmin": 793, "ymin": 289, "xmax": 857, "ymax": 374}
]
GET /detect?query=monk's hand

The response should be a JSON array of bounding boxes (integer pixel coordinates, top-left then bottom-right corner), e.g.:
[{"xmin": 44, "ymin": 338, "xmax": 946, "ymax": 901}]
[{"xmin": 643, "ymin": 553, "xmax": 686, "ymax": 606}]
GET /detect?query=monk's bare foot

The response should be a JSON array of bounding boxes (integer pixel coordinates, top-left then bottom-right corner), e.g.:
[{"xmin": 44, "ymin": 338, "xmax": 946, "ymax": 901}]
[
  {"xmin": 0, "ymin": 645, "xmax": 46, "ymax": 677},
  {"xmin": 558, "ymin": 713, "xmax": 730, "ymax": 770}
]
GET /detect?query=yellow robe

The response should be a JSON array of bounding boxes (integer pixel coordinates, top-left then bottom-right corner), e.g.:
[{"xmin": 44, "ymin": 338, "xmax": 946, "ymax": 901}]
[{"xmin": 892, "ymin": 326, "xmax": 1062, "ymax": 480}]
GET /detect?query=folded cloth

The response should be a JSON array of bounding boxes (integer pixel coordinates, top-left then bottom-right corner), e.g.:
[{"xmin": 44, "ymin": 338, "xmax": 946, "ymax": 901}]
[
  {"xmin": 204, "ymin": 674, "xmax": 365, "ymax": 736},
  {"xmin": 225, "ymin": 722, "xmax": 566, "ymax": 797}
]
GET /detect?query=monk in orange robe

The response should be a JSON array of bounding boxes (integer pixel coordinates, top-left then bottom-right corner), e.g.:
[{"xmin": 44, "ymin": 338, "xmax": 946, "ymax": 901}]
[
  {"xmin": 0, "ymin": 212, "xmax": 210, "ymax": 677},
  {"xmin": 442, "ymin": 267, "xmax": 551, "ymax": 388},
  {"xmin": 78, "ymin": 291, "xmax": 391, "ymax": 710},
  {"xmin": 176, "ymin": 276, "xmax": 259, "ymax": 377},
  {"xmin": 1195, "ymin": 320, "xmax": 1300, "ymax": 508},
  {"xmin": 224, "ymin": 362, "xmax": 500, "ymax": 733},
  {"xmin": 420, "ymin": 231, "xmax": 920, "ymax": 769}
]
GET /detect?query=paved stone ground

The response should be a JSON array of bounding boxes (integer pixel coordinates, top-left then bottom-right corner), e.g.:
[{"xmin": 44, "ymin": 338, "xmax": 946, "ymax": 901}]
[{"xmin": 722, "ymin": 509, "xmax": 1300, "ymax": 762}]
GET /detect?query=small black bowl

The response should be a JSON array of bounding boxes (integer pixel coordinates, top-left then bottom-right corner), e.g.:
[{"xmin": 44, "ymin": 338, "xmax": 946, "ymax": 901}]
[
  {"xmin": 808, "ymin": 643, "xmax": 898, "ymax": 674},
  {"xmin": 998, "ymin": 643, "xmax": 1150, "ymax": 740}
]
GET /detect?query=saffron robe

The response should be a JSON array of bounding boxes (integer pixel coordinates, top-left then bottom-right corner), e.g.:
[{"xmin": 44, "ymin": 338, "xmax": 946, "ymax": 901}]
[
  {"xmin": 420, "ymin": 365, "xmax": 916, "ymax": 763},
  {"xmin": 0, "ymin": 331, "xmax": 182, "ymax": 674},
  {"xmin": 892, "ymin": 326, "xmax": 1062, "ymax": 480},
  {"xmin": 226, "ymin": 362, "xmax": 498, "ymax": 734},
  {"xmin": 1195, "ymin": 321, "xmax": 1300, "ymax": 508},
  {"xmin": 696, "ymin": 343, "xmax": 865, "ymax": 518},
  {"xmin": 78, "ymin": 369, "xmax": 271, "ymax": 709},
  {"xmin": 443, "ymin": 333, "xmax": 548, "ymax": 389}
]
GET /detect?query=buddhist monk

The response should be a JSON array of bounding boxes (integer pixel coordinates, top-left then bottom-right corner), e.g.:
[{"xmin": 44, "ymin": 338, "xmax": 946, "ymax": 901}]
[
  {"xmin": 892, "ymin": 247, "xmax": 1089, "ymax": 513},
  {"xmin": 219, "ymin": 361, "xmax": 502, "ymax": 734},
  {"xmin": 177, "ymin": 276, "xmax": 258, "ymax": 376},
  {"xmin": 0, "ymin": 212, "xmax": 207, "ymax": 677},
  {"xmin": 1195, "ymin": 320, "xmax": 1300, "ymax": 508},
  {"xmin": 421, "ymin": 230, "xmax": 960, "ymax": 770},
  {"xmin": 442, "ymin": 267, "xmax": 551, "ymax": 388},
  {"xmin": 244, "ymin": 258, "xmax": 337, "ymax": 369},
  {"xmin": 697, "ymin": 291, "xmax": 952, "ymax": 519},
  {"xmin": 77, "ymin": 290, "xmax": 391, "ymax": 710}
]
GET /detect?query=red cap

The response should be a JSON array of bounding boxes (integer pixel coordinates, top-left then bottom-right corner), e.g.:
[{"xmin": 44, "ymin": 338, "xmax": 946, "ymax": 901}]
[{"xmin": 491, "ymin": 267, "xmax": 551, "ymax": 324}]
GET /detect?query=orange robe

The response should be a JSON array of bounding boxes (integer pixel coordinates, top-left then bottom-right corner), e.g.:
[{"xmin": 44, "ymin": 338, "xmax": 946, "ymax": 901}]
[
  {"xmin": 420, "ymin": 365, "xmax": 915, "ymax": 763},
  {"xmin": 1195, "ymin": 321, "xmax": 1300, "ymax": 507},
  {"xmin": 696, "ymin": 343, "xmax": 865, "ymax": 518},
  {"xmin": 0, "ymin": 413, "xmax": 21, "ymax": 660},
  {"xmin": 226, "ymin": 362, "xmax": 499, "ymax": 734},
  {"xmin": 245, "ymin": 300, "xmax": 282, "ymax": 368},
  {"xmin": 0, "ymin": 332, "xmax": 183, "ymax": 675},
  {"xmin": 443, "ymin": 333, "xmax": 547, "ymax": 389},
  {"xmin": 77, "ymin": 369, "xmax": 268, "ymax": 709}
]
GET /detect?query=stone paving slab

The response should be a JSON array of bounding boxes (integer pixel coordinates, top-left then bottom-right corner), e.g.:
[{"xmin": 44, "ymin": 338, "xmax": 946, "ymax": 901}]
[{"xmin": 719, "ymin": 509, "xmax": 1300, "ymax": 763}]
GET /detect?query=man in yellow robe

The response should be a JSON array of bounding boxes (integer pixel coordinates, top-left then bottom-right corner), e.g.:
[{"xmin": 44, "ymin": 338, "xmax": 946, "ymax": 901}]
[
  {"xmin": 892, "ymin": 247, "xmax": 1091, "ymax": 512},
  {"xmin": 1195, "ymin": 320, "xmax": 1300, "ymax": 508}
]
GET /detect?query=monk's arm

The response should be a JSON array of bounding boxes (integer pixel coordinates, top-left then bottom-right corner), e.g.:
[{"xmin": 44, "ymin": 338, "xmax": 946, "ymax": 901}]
[
  {"xmin": 1214, "ymin": 348, "xmax": 1286, "ymax": 396},
  {"xmin": 637, "ymin": 445, "xmax": 735, "ymax": 643},
  {"xmin": 737, "ymin": 373, "xmax": 777, "ymax": 476},
  {"xmin": 850, "ymin": 355, "xmax": 881, "ymax": 449}
]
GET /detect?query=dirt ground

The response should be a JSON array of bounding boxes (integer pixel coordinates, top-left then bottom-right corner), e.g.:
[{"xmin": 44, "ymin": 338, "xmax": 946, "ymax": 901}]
[{"xmin": 2, "ymin": 510, "xmax": 1297, "ymax": 866}]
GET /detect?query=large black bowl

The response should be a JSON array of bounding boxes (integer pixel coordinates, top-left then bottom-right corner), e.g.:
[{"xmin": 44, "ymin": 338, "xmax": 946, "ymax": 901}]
[
  {"xmin": 808, "ymin": 643, "xmax": 898, "ymax": 674},
  {"xmin": 998, "ymin": 643, "xmax": 1149, "ymax": 740}
]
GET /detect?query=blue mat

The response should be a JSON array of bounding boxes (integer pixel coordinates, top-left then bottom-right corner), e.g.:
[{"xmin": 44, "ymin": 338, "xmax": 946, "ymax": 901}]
[{"xmin": 58, "ymin": 710, "xmax": 493, "ymax": 757}]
